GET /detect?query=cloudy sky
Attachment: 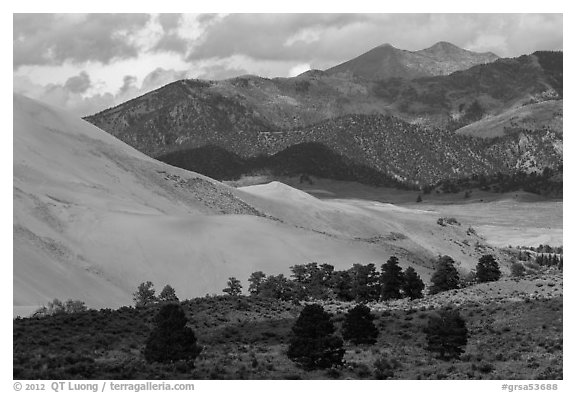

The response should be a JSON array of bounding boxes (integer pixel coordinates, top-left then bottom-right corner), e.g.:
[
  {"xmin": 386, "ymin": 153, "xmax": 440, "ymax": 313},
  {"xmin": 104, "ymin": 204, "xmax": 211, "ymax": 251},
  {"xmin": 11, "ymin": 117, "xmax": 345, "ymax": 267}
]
[{"xmin": 13, "ymin": 13, "xmax": 563, "ymax": 116}]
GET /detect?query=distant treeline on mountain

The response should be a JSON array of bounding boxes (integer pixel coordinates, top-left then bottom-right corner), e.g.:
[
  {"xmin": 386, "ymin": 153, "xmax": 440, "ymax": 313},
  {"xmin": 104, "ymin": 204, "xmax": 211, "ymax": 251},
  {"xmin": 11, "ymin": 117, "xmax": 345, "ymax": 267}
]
[
  {"xmin": 157, "ymin": 142, "xmax": 410, "ymax": 189},
  {"xmin": 157, "ymin": 117, "xmax": 562, "ymax": 193},
  {"xmin": 430, "ymin": 167, "xmax": 563, "ymax": 198}
]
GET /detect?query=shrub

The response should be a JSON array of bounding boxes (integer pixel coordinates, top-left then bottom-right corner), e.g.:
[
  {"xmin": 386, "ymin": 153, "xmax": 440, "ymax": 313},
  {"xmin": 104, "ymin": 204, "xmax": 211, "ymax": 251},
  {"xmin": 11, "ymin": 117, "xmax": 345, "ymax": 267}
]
[
  {"xmin": 32, "ymin": 298, "xmax": 87, "ymax": 317},
  {"xmin": 287, "ymin": 304, "xmax": 344, "ymax": 370},
  {"xmin": 476, "ymin": 255, "xmax": 502, "ymax": 283},
  {"xmin": 342, "ymin": 304, "xmax": 379, "ymax": 345},
  {"xmin": 47, "ymin": 298, "xmax": 66, "ymax": 315},
  {"xmin": 445, "ymin": 217, "xmax": 460, "ymax": 225},
  {"xmin": 144, "ymin": 304, "xmax": 202, "ymax": 367},
  {"xmin": 425, "ymin": 309, "xmax": 468, "ymax": 360},
  {"xmin": 476, "ymin": 361, "xmax": 495, "ymax": 374},
  {"xmin": 373, "ymin": 355, "xmax": 397, "ymax": 379},
  {"xmin": 429, "ymin": 256, "xmax": 460, "ymax": 295}
]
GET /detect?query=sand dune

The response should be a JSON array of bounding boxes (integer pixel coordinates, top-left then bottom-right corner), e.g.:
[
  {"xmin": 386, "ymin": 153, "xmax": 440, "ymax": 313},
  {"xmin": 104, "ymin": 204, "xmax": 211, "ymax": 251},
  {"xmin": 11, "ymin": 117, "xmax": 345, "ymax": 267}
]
[{"xmin": 13, "ymin": 94, "xmax": 506, "ymax": 316}]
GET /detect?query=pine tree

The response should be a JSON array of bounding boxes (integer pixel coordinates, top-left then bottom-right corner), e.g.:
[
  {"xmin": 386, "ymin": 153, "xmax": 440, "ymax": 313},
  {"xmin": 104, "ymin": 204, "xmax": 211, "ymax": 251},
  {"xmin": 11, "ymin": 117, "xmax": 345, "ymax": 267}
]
[
  {"xmin": 133, "ymin": 281, "xmax": 157, "ymax": 307},
  {"xmin": 329, "ymin": 270, "xmax": 354, "ymax": 301},
  {"xmin": 248, "ymin": 271, "xmax": 266, "ymax": 296},
  {"xmin": 429, "ymin": 256, "xmax": 460, "ymax": 295},
  {"xmin": 258, "ymin": 274, "xmax": 300, "ymax": 301},
  {"xmin": 287, "ymin": 304, "xmax": 344, "ymax": 370},
  {"xmin": 476, "ymin": 254, "xmax": 501, "ymax": 283},
  {"xmin": 222, "ymin": 277, "xmax": 242, "ymax": 296},
  {"xmin": 159, "ymin": 285, "xmax": 179, "ymax": 303},
  {"xmin": 380, "ymin": 256, "xmax": 405, "ymax": 300},
  {"xmin": 425, "ymin": 309, "xmax": 468, "ymax": 360},
  {"xmin": 402, "ymin": 267, "xmax": 425, "ymax": 300},
  {"xmin": 342, "ymin": 304, "xmax": 379, "ymax": 345},
  {"xmin": 144, "ymin": 304, "xmax": 202, "ymax": 367},
  {"xmin": 349, "ymin": 263, "xmax": 380, "ymax": 302}
]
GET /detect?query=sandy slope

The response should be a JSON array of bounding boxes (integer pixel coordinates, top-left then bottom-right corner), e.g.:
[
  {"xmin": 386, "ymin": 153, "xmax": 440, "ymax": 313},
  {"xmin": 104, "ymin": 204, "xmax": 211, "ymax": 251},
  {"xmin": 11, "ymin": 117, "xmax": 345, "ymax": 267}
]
[{"xmin": 14, "ymin": 94, "xmax": 506, "ymax": 316}]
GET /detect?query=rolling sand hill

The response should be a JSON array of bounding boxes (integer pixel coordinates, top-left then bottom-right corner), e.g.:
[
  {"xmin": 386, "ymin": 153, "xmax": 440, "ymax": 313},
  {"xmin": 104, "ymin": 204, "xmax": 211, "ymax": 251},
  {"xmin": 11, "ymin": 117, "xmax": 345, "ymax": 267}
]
[{"xmin": 14, "ymin": 94, "xmax": 508, "ymax": 316}]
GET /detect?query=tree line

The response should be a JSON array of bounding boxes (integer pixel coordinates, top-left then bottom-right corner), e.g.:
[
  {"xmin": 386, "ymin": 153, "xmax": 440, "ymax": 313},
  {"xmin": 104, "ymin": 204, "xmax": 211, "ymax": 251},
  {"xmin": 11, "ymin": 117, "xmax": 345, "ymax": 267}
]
[
  {"xmin": 220, "ymin": 254, "xmax": 503, "ymax": 302},
  {"xmin": 236, "ymin": 257, "xmax": 426, "ymax": 303}
]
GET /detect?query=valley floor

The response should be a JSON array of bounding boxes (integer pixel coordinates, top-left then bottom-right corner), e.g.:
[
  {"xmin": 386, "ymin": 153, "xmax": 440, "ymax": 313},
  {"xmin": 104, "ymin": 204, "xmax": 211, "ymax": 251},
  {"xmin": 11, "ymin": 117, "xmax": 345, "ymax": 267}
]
[{"xmin": 231, "ymin": 176, "xmax": 563, "ymax": 249}]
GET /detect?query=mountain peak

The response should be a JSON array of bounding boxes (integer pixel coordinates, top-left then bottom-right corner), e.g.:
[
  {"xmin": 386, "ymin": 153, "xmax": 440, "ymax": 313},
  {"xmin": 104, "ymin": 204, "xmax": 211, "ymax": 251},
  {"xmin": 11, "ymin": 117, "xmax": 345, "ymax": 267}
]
[
  {"xmin": 377, "ymin": 43, "xmax": 398, "ymax": 49},
  {"xmin": 325, "ymin": 41, "xmax": 499, "ymax": 80},
  {"xmin": 429, "ymin": 41, "xmax": 460, "ymax": 49}
]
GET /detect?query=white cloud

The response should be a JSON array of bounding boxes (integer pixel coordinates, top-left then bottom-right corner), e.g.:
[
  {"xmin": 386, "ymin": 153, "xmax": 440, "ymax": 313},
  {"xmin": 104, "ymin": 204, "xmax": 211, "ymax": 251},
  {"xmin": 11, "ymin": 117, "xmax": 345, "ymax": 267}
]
[
  {"xmin": 288, "ymin": 63, "xmax": 311, "ymax": 77},
  {"xmin": 285, "ymin": 28, "xmax": 322, "ymax": 46},
  {"xmin": 12, "ymin": 13, "xmax": 563, "ymax": 116}
]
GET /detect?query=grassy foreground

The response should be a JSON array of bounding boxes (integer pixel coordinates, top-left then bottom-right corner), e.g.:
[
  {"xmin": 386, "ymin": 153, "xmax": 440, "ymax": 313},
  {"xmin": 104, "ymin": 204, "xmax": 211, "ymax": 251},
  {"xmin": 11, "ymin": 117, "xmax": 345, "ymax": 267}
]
[{"xmin": 14, "ymin": 275, "xmax": 562, "ymax": 380}]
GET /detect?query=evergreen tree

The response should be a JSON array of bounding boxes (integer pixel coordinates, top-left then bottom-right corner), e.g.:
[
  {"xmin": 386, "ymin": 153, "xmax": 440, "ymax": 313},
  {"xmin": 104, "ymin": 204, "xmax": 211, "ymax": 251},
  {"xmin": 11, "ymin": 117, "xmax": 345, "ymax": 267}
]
[
  {"xmin": 350, "ymin": 263, "xmax": 380, "ymax": 302},
  {"xmin": 259, "ymin": 274, "xmax": 298, "ymax": 301},
  {"xmin": 380, "ymin": 256, "xmax": 405, "ymax": 300},
  {"xmin": 144, "ymin": 304, "xmax": 202, "ymax": 367},
  {"xmin": 222, "ymin": 277, "xmax": 242, "ymax": 296},
  {"xmin": 287, "ymin": 304, "xmax": 344, "ymax": 370},
  {"xmin": 289, "ymin": 263, "xmax": 333, "ymax": 300},
  {"xmin": 248, "ymin": 271, "xmax": 266, "ymax": 296},
  {"xmin": 429, "ymin": 256, "xmax": 460, "ymax": 295},
  {"xmin": 158, "ymin": 285, "xmax": 179, "ymax": 303},
  {"xmin": 476, "ymin": 254, "xmax": 501, "ymax": 283},
  {"xmin": 329, "ymin": 270, "xmax": 354, "ymax": 301},
  {"xmin": 133, "ymin": 281, "xmax": 157, "ymax": 307},
  {"xmin": 425, "ymin": 309, "xmax": 468, "ymax": 360},
  {"xmin": 402, "ymin": 267, "xmax": 425, "ymax": 300},
  {"xmin": 342, "ymin": 304, "xmax": 379, "ymax": 345}
]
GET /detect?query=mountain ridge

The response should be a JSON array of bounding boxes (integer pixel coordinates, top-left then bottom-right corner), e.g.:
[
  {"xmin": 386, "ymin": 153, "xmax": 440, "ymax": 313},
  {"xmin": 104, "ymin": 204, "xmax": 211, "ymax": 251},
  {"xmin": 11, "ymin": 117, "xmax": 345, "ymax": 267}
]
[
  {"xmin": 325, "ymin": 41, "xmax": 499, "ymax": 80},
  {"xmin": 84, "ymin": 48, "xmax": 562, "ymax": 188}
]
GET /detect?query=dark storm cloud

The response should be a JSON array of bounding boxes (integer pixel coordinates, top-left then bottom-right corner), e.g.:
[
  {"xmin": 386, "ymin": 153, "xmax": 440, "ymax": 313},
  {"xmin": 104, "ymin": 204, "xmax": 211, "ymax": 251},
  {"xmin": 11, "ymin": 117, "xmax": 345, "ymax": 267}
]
[
  {"xmin": 13, "ymin": 13, "xmax": 151, "ymax": 69},
  {"xmin": 63, "ymin": 71, "xmax": 92, "ymax": 94}
]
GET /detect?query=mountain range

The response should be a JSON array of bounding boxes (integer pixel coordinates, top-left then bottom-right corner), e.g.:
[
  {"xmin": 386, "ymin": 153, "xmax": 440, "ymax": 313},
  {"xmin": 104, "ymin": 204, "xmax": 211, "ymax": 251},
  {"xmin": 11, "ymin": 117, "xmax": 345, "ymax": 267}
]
[{"xmin": 84, "ymin": 43, "xmax": 562, "ymax": 190}]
